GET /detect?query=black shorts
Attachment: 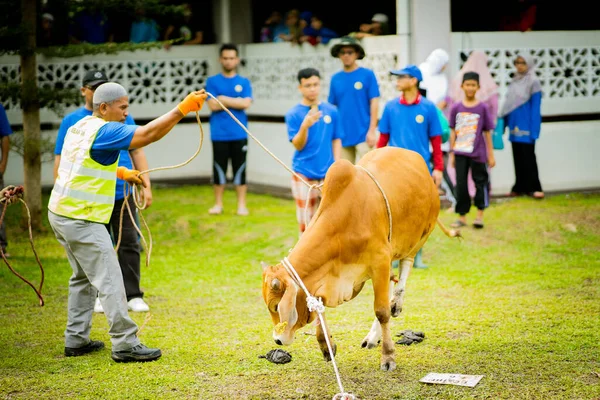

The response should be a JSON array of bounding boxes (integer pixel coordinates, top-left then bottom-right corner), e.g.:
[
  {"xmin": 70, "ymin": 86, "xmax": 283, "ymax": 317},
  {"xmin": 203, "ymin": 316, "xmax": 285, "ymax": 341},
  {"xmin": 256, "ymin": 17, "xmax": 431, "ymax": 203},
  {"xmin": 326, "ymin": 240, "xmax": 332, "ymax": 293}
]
[{"xmin": 211, "ymin": 139, "xmax": 248, "ymax": 185}]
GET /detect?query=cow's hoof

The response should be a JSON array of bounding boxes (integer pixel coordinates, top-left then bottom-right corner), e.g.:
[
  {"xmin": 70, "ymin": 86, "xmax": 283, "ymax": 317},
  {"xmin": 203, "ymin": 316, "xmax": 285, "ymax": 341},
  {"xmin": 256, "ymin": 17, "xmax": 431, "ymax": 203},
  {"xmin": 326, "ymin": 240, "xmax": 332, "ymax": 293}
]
[
  {"xmin": 322, "ymin": 344, "xmax": 337, "ymax": 361},
  {"xmin": 361, "ymin": 338, "xmax": 379, "ymax": 349},
  {"xmin": 380, "ymin": 360, "xmax": 397, "ymax": 372},
  {"xmin": 390, "ymin": 303, "xmax": 403, "ymax": 318}
]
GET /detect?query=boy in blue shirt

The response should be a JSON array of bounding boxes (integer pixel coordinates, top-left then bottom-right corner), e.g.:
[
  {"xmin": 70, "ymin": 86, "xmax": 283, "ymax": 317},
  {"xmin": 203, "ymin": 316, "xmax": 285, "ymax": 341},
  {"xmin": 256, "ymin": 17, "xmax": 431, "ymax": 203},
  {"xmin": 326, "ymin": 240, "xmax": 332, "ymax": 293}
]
[
  {"xmin": 205, "ymin": 43, "xmax": 253, "ymax": 216},
  {"xmin": 377, "ymin": 64, "xmax": 444, "ymax": 268},
  {"xmin": 54, "ymin": 70, "xmax": 152, "ymax": 313},
  {"xmin": 285, "ymin": 68, "xmax": 343, "ymax": 234},
  {"xmin": 328, "ymin": 36, "xmax": 380, "ymax": 164}
]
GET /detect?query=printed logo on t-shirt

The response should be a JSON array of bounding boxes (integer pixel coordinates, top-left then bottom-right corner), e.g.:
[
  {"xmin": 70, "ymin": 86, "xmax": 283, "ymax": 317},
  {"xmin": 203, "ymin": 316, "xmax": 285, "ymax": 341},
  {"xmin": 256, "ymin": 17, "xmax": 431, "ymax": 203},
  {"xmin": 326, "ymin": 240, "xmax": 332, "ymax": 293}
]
[
  {"xmin": 234, "ymin": 84, "xmax": 243, "ymax": 93},
  {"xmin": 354, "ymin": 82, "xmax": 363, "ymax": 90},
  {"xmin": 454, "ymin": 112, "xmax": 480, "ymax": 154},
  {"xmin": 415, "ymin": 115, "xmax": 424, "ymax": 123},
  {"xmin": 323, "ymin": 115, "xmax": 332, "ymax": 124}
]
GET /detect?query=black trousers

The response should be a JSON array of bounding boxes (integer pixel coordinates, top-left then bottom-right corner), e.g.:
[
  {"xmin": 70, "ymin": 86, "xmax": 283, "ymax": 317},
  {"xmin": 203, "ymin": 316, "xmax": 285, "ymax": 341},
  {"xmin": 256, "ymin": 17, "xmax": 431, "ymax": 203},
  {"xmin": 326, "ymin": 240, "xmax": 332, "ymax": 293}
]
[
  {"xmin": 511, "ymin": 142, "xmax": 542, "ymax": 194},
  {"xmin": 212, "ymin": 139, "xmax": 248, "ymax": 185},
  {"xmin": 455, "ymin": 155, "xmax": 489, "ymax": 215},
  {"xmin": 105, "ymin": 196, "xmax": 143, "ymax": 301}
]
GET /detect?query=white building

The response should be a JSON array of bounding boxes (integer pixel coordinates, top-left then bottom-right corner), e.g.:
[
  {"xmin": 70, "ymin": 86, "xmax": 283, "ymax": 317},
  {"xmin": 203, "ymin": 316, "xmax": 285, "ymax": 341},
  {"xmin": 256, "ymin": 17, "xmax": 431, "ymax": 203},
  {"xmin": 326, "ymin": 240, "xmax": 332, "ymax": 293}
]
[{"xmin": 2, "ymin": 0, "xmax": 599, "ymax": 195}]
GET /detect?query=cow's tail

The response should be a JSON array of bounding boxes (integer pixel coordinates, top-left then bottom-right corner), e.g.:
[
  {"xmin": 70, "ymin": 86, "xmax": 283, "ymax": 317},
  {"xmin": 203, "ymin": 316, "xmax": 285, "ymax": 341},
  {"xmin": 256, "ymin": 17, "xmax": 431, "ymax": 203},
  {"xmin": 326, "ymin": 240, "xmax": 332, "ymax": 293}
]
[{"xmin": 436, "ymin": 217, "xmax": 463, "ymax": 240}]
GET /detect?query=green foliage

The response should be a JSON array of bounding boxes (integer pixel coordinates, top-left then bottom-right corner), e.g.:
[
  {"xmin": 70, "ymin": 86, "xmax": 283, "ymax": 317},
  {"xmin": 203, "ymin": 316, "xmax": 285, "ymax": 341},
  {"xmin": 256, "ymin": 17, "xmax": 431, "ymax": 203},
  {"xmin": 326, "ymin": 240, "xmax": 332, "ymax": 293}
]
[
  {"xmin": 1, "ymin": 186, "xmax": 599, "ymax": 399},
  {"xmin": 36, "ymin": 39, "xmax": 180, "ymax": 58},
  {"xmin": 9, "ymin": 131, "xmax": 56, "ymax": 163}
]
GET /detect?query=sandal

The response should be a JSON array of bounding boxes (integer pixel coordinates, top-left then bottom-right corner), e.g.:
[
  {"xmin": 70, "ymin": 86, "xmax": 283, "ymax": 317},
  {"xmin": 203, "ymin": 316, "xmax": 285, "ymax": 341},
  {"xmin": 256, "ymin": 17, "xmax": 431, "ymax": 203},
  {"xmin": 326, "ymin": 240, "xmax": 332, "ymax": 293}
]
[
  {"xmin": 473, "ymin": 219, "xmax": 484, "ymax": 229},
  {"xmin": 208, "ymin": 205, "xmax": 223, "ymax": 215},
  {"xmin": 451, "ymin": 220, "xmax": 467, "ymax": 229},
  {"xmin": 236, "ymin": 207, "xmax": 249, "ymax": 216}
]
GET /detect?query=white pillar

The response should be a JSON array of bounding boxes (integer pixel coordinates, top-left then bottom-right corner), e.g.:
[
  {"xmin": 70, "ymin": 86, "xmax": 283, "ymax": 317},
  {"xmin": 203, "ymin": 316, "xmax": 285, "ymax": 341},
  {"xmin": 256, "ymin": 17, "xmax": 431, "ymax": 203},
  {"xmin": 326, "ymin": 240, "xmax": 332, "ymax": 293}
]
[
  {"xmin": 219, "ymin": 0, "xmax": 231, "ymax": 43},
  {"xmin": 396, "ymin": 0, "xmax": 412, "ymax": 67}
]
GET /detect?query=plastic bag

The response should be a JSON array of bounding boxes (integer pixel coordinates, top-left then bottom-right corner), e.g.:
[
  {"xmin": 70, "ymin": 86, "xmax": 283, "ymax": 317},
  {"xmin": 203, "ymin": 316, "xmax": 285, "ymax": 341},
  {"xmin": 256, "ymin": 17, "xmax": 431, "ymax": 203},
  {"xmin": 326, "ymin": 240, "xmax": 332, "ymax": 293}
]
[{"xmin": 493, "ymin": 117, "xmax": 504, "ymax": 150}]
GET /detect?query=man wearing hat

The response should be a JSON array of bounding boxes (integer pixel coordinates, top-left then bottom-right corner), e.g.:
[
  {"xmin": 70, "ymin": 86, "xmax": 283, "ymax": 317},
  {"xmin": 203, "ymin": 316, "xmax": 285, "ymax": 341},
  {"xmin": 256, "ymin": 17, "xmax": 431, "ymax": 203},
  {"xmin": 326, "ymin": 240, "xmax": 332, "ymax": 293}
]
[
  {"xmin": 54, "ymin": 70, "xmax": 152, "ymax": 314},
  {"xmin": 328, "ymin": 36, "xmax": 380, "ymax": 164},
  {"xmin": 49, "ymin": 81, "xmax": 207, "ymax": 362},
  {"xmin": 377, "ymin": 64, "xmax": 444, "ymax": 268}
]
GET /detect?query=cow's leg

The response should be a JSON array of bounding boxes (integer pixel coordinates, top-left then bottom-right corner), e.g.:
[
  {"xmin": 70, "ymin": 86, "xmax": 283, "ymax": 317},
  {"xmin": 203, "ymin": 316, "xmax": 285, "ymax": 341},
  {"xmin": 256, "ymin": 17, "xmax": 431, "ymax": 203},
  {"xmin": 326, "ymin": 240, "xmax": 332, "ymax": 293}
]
[
  {"xmin": 361, "ymin": 263, "xmax": 397, "ymax": 349},
  {"xmin": 390, "ymin": 257, "xmax": 414, "ymax": 317},
  {"xmin": 314, "ymin": 314, "xmax": 337, "ymax": 362},
  {"xmin": 372, "ymin": 270, "xmax": 396, "ymax": 371}
]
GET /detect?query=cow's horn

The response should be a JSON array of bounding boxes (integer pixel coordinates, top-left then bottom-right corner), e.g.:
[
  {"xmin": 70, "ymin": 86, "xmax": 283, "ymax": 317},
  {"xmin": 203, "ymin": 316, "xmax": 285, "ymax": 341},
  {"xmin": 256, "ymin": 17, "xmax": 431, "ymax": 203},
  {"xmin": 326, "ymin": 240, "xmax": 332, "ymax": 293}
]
[{"xmin": 271, "ymin": 278, "xmax": 281, "ymax": 291}]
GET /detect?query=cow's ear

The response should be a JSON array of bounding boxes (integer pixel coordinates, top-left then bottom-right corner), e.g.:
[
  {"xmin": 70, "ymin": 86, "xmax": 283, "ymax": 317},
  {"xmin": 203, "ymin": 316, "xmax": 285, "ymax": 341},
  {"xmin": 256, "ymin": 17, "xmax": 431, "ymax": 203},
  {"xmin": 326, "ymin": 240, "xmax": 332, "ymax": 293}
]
[{"xmin": 260, "ymin": 261, "xmax": 269, "ymax": 271}]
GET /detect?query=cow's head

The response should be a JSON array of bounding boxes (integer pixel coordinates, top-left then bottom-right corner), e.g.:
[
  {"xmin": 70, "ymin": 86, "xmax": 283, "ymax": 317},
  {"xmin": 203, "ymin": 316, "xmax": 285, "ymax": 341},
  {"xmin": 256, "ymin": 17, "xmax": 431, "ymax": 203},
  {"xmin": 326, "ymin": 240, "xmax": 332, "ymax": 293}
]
[{"xmin": 261, "ymin": 262, "xmax": 316, "ymax": 346}]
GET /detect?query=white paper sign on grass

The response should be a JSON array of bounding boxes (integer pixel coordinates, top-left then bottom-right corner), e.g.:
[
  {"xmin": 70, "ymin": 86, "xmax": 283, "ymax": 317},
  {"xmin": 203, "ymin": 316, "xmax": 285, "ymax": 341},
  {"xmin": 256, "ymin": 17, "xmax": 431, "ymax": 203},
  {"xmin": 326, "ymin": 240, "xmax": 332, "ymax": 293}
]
[{"xmin": 419, "ymin": 373, "xmax": 484, "ymax": 387}]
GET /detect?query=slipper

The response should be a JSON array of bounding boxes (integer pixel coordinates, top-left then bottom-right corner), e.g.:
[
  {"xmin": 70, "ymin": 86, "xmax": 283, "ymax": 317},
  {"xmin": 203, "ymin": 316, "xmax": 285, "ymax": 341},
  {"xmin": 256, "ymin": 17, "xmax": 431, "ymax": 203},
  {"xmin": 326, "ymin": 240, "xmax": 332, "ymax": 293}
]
[
  {"xmin": 208, "ymin": 205, "xmax": 223, "ymax": 215},
  {"xmin": 450, "ymin": 220, "xmax": 467, "ymax": 229},
  {"xmin": 236, "ymin": 207, "xmax": 249, "ymax": 216},
  {"xmin": 473, "ymin": 219, "xmax": 484, "ymax": 229},
  {"xmin": 532, "ymin": 191, "xmax": 545, "ymax": 199}
]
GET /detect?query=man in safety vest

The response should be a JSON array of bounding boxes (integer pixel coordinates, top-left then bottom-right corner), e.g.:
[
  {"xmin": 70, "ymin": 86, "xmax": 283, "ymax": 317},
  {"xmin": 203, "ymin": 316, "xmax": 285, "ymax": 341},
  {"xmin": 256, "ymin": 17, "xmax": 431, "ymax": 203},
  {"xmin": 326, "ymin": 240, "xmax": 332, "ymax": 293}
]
[{"xmin": 48, "ymin": 82, "xmax": 206, "ymax": 362}]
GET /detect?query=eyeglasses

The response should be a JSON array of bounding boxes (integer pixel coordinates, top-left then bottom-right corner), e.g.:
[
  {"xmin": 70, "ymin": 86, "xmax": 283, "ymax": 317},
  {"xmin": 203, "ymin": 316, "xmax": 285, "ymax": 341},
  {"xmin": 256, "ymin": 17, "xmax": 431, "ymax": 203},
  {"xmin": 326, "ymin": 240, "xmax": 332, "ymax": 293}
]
[
  {"xmin": 513, "ymin": 60, "xmax": 526, "ymax": 65},
  {"xmin": 339, "ymin": 50, "xmax": 356, "ymax": 56}
]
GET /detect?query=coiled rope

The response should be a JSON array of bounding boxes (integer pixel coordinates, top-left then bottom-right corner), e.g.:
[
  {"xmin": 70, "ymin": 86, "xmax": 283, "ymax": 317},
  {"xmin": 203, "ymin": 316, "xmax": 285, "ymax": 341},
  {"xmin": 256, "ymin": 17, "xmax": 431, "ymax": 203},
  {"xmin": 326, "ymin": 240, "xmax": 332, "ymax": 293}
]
[{"xmin": 0, "ymin": 185, "xmax": 45, "ymax": 306}]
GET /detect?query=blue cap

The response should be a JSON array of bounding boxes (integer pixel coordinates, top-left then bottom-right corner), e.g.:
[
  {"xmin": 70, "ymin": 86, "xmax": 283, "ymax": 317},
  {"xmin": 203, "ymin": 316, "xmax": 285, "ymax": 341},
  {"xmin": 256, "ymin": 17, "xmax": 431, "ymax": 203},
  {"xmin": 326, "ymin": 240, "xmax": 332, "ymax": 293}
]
[{"xmin": 390, "ymin": 64, "xmax": 423, "ymax": 81}]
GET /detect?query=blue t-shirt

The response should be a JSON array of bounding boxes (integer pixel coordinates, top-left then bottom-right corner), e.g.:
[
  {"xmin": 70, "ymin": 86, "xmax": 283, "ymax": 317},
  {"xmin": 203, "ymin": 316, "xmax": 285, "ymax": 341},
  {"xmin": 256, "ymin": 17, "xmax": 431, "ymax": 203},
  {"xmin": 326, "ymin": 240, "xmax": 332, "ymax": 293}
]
[
  {"xmin": 55, "ymin": 107, "xmax": 137, "ymax": 200},
  {"xmin": 378, "ymin": 96, "xmax": 442, "ymax": 171},
  {"xmin": 327, "ymin": 67, "xmax": 380, "ymax": 147},
  {"xmin": 130, "ymin": 19, "xmax": 159, "ymax": 43},
  {"xmin": 285, "ymin": 102, "xmax": 344, "ymax": 180},
  {"xmin": 0, "ymin": 104, "xmax": 13, "ymax": 137},
  {"xmin": 205, "ymin": 73, "xmax": 253, "ymax": 142}
]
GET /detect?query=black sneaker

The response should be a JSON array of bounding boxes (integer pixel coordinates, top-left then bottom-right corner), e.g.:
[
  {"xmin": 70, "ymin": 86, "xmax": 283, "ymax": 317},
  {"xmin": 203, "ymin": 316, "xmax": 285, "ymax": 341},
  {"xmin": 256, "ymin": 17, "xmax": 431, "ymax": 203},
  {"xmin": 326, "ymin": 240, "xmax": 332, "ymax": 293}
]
[
  {"xmin": 111, "ymin": 344, "xmax": 162, "ymax": 363},
  {"xmin": 65, "ymin": 340, "xmax": 105, "ymax": 357}
]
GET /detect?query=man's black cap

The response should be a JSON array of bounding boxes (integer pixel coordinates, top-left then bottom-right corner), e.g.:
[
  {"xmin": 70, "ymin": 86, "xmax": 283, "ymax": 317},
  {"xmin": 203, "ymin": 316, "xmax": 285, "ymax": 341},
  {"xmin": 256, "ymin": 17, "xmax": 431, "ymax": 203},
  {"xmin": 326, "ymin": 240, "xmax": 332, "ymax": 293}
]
[{"xmin": 82, "ymin": 70, "xmax": 109, "ymax": 88}]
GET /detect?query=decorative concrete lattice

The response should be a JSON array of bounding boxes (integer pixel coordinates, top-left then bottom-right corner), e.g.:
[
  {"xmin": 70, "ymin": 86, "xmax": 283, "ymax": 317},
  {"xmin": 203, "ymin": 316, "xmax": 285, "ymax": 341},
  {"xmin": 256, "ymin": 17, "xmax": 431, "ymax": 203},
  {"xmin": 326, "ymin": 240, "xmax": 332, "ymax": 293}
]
[
  {"xmin": 459, "ymin": 47, "xmax": 600, "ymax": 100},
  {"xmin": 2, "ymin": 46, "xmax": 598, "ymax": 115}
]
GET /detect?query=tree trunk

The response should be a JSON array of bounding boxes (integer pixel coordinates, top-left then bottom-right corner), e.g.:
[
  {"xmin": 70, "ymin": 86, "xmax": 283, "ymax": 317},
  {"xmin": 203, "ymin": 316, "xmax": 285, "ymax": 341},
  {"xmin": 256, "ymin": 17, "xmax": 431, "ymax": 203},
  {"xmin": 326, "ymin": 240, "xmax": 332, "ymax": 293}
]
[{"xmin": 20, "ymin": 0, "xmax": 42, "ymax": 230}]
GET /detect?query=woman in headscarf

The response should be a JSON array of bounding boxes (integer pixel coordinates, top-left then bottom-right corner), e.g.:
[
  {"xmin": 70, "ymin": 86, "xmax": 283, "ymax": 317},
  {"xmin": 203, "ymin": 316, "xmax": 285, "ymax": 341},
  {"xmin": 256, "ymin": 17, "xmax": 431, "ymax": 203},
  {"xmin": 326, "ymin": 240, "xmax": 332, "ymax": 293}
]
[
  {"xmin": 499, "ymin": 53, "xmax": 543, "ymax": 198},
  {"xmin": 446, "ymin": 50, "xmax": 500, "ymax": 200},
  {"xmin": 418, "ymin": 49, "xmax": 456, "ymax": 210}
]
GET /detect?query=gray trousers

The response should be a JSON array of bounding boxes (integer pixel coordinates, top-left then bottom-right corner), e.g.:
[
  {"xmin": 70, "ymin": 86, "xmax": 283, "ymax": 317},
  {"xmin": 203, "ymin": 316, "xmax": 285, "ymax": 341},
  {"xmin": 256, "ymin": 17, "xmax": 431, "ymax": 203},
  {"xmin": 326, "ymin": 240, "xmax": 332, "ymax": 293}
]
[{"xmin": 48, "ymin": 211, "xmax": 140, "ymax": 351}]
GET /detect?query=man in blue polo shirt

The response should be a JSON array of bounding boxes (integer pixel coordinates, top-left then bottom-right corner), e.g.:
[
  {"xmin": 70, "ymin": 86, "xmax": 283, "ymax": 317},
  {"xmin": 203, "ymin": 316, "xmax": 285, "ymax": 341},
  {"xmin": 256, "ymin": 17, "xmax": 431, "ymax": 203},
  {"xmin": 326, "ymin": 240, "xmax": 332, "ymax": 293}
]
[
  {"xmin": 378, "ymin": 64, "xmax": 444, "ymax": 269},
  {"xmin": 0, "ymin": 103, "xmax": 14, "ymax": 257},
  {"xmin": 285, "ymin": 67, "xmax": 343, "ymax": 234},
  {"xmin": 328, "ymin": 36, "xmax": 380, "ymax": 164},
  {"xmin": 54, "ymin": 70, "xmax": 152, "ymax": 313},
  {"xmin": 205, "ymin": 43, "xmax": 253, "ymax": 216}
]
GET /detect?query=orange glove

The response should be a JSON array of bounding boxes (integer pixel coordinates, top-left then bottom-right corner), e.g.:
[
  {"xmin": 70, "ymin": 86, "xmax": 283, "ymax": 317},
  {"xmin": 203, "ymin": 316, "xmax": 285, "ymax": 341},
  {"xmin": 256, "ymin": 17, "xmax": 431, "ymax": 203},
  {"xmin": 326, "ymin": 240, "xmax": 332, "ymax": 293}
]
[
  {"xmin": 116, "ymin": 166, "xmax": 146, "ymax": 187},
  {"xmin": 177, "ymin": 90, "xmax": 208, "ymax": 115}
]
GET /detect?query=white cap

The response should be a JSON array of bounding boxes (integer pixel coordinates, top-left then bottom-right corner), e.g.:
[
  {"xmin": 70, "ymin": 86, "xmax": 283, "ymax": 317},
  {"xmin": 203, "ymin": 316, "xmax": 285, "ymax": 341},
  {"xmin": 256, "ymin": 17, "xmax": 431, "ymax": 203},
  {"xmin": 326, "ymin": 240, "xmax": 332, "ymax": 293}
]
[
  {"xmin": 93, "ymin": 82, "xmax": 128, "ymax": 105},
  {"xmin": 371, "ymin": 13, "xmax": 388, "ymax": 23},
  {"xmin": 42, "ymin": 13, "xmax": 54, "ymax": 21}
]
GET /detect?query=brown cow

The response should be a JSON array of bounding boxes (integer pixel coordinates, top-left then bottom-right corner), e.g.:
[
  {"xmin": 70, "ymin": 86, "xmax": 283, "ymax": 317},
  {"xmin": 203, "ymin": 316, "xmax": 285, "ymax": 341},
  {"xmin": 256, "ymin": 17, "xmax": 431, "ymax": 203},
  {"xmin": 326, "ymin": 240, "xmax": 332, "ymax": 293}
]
[{"xmin": 261, "ymin": 146, "xmax": 460, "ymax": 371}]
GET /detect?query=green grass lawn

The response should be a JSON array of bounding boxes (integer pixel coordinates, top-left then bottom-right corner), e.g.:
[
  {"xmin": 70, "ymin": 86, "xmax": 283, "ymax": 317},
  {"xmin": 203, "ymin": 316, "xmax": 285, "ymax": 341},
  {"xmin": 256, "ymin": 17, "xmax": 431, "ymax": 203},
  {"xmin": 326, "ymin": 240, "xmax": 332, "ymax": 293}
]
[{"xmin": 1, "ymin": 185, "xmax": 599, "ymax": 399}]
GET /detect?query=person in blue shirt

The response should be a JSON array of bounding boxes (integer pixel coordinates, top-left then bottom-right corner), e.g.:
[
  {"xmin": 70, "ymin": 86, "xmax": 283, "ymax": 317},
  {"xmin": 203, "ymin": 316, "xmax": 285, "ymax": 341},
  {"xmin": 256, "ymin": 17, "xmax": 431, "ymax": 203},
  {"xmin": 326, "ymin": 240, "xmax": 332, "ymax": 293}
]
[
  {"xmin": 377, "ymin": 64, "xmax": 444, "ymax": 269},
  {"xmin": 54, "ymin": 70, "xmax": 152, "ymax": 313},
  {"xmin": 328, "ymin": 36, "xmax": 380, "ymax": 164},
  {"xmin": 285, "ymin": 68, "xmax": 343, "ymax": 234},
  {"xmin": 205, "ymin": 43, "xmax": 253, "ymax": 216},
  {"xmin": 0, "ymin": 103, "xmax": 14, "ymax": 257},
  {"xmin": 49, "ymin": 82, "xmax": 207, "ymax": 362},
  {"xmin": 498, "ymin": 54, "xmax": 544, "ymax": 199}
]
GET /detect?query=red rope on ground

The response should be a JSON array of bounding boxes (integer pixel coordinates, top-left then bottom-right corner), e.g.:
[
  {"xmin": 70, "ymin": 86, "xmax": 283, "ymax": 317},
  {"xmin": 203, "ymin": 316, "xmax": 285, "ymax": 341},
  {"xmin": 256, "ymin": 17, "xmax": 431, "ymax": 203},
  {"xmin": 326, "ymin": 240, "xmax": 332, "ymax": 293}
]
[{"xmin": 0, "ymin": 185, "xmax": 45, "ymax": 306}]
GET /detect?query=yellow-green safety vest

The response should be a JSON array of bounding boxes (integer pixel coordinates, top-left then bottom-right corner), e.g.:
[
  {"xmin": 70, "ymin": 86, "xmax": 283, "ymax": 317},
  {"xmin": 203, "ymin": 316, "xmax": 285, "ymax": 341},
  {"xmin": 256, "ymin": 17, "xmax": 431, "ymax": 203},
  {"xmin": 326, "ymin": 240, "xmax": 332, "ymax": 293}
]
[{"xmin": 48, "ymin": 115, "xmax": 119, "ymax": 224}]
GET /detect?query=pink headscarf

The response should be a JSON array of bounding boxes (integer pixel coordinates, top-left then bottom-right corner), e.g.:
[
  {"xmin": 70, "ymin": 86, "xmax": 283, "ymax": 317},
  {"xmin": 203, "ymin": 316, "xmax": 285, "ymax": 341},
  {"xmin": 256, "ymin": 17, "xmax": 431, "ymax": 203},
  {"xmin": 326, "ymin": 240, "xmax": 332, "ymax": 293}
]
[{"xmin": 448, "ymin": 50, "xmax": 499, "ymax": 117}]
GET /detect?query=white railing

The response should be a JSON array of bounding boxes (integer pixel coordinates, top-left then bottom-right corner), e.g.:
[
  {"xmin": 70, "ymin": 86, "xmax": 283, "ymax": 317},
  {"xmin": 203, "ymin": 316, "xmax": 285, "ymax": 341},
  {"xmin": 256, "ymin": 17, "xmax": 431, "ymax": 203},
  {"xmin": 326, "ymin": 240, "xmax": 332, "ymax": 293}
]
[{"xmin": 1, "ymin": 32, "xmax": 598, "ymax": 124}]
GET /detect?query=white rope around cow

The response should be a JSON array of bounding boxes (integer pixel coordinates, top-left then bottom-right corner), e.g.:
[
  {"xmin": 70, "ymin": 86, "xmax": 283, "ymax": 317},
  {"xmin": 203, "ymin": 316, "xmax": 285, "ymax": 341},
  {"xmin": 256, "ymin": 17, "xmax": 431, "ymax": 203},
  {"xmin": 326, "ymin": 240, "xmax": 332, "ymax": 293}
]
[
  {"xmin": 355, "ymin": 165, "xmax": 392, "ymax": 243},
  {"xmin": 282, "ymin": 257, "xmax": 356, "ymax": 400}
]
